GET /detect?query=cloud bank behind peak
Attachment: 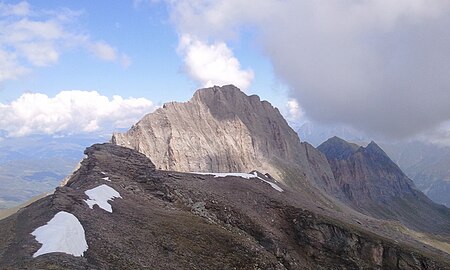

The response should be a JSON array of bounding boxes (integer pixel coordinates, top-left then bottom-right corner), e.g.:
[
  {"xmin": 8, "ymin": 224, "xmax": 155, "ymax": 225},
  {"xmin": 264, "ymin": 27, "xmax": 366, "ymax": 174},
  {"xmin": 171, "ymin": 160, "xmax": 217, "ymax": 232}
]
[{"xmin": 168, "ymin": 0, "xmax": 450, "ymax": 139}]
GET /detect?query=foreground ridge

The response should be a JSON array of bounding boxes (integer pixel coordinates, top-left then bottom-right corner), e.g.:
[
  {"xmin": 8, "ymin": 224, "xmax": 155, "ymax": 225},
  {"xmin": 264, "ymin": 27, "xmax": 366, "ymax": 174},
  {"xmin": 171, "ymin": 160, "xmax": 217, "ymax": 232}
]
[{"xmin": 0, "ymin": 143, "xmax": 448, "ymax": 269}]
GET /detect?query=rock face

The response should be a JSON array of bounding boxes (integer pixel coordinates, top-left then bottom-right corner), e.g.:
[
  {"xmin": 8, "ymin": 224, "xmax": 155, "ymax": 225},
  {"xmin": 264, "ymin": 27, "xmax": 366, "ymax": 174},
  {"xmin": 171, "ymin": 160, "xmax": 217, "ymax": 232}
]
[
  {"xmin": 112, "ymin": 85, "xmax": 339, "ymax": 196},
  {"xmin": 1, "ymin": 143, "xmax": 449, "ymax": 269},
  {"xmin": 112, "ymin": 85, "xmax": 450, "ymax": 235},
  {"xmin": 318, "ymin": 136, "xmax": 450, "ymax": 235}
]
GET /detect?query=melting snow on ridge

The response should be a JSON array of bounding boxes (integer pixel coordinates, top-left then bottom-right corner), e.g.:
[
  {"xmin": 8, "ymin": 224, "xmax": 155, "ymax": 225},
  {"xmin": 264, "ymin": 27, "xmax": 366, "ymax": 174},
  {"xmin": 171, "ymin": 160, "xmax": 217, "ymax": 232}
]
[
  {"xmin": 193, "ymin": 172, "xmax": 284, "ymax": 192},
  {"xmin": 84, "ymin": 184, "xmax": 121, "ymax": 213},
  {"xmin": 31, "ymin": 211, "xmax": 88, "ymax": 258}
]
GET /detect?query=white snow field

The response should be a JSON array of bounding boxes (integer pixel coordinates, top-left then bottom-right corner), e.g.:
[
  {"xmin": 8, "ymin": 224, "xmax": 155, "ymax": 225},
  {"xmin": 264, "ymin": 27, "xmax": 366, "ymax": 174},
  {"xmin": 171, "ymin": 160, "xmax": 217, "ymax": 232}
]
[
  {"xmin": 84, "ymin": 184, "xmax": 122, "ymax": 213},
  {"xmin": 192, "ymin": 172, "xmax": 284, "ymax": 192},
  {"xmin": 31, "ymin": 211, "xmax": 88, "ymax": 258}
]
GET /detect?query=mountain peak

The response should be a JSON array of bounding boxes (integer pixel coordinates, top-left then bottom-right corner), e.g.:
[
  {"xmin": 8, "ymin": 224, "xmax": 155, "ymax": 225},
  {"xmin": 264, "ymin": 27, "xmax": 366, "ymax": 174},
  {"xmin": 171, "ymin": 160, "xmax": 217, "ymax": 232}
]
[
  {"xmin": 364, "ymin": 141, "xmax": 388, "ymax": 158},
  {"xmin": 112, "ymin": 85, "xmax": 338, "ymax": 196},
  {"xmin": 317, "ymin": 136, "xmax": 360, "ymax": 160},
  {"xmin": 192, "ymin": 84, "xmax": 247, "ymax": 103},
  {"xmin": 318, "ymin": 136, "xmax": 450, "ymax": 234},
  {"xmin": 114, "ymin": 86, "xmax": 312, "ymax": 180}
]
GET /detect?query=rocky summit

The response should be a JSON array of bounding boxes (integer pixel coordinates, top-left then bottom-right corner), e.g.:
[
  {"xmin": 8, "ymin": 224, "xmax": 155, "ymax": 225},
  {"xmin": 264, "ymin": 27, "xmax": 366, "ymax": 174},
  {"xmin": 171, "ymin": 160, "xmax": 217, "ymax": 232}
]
[
  {"xmin": 1, "ymin": 85, "xmax": 450, "ymax": 269},
  {"xmin": 112, "ymin": 85, "xmax": 340, "ymax": 198},
  {"xmin": 318, "ymin": 136, "xmax": 450, "ymax": 235}
]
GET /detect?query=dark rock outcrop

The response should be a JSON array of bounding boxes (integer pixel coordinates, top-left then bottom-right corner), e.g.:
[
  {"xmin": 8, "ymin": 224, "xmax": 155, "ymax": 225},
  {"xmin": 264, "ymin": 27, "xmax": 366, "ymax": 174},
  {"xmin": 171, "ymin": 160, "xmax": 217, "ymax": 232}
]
[
  {"xmin": 318, "ymin": 137, "xmax": 450, "ymax": 235},
  {"xmin": 0, "ymin": 143, "xmax": 448, "ymax": 269}
]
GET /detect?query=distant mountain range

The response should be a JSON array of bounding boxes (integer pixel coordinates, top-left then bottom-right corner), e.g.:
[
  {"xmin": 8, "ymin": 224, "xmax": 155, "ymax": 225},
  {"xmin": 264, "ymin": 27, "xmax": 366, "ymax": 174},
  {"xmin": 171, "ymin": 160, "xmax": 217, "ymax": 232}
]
[{"xmin": 382, "ymin": 142, "xmax": 450, "ymax": 208}]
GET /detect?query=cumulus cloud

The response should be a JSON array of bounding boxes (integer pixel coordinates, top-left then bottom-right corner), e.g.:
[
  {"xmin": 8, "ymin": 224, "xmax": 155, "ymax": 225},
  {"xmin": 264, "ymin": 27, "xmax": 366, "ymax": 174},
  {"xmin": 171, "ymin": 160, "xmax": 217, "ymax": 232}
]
[
  {"xmin": 0, "ymin": 1, "xmax": 130, "ymax": 82},
  {"xmin": 0, "ymin": 91, "xmax": 156, "ymax": 137},
  {"xmin": 167, "ymin": 0, "xmax": 450, "ymax": 139},
  {"xmin": 177, "ymin": 34, "xmax": 254, "ymax": 91}
]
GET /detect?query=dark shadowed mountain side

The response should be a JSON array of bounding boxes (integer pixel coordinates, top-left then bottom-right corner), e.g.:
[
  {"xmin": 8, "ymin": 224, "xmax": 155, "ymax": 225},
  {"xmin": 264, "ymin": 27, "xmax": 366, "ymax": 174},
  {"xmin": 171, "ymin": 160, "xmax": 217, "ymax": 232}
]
[
  {"xmin": 296, "ymin": 121, "xmax": 450, "ymax": 208},
  {"xmin": 318, "ymin": 136, "xmax": 450, "ymax": 236},
  {"xmin": 1, "ymin": 143, "xmax": 449, "ymax": 269},
  {"xmin": 112, "ymin": 85, "xmax": 345, "ymax": 205}
]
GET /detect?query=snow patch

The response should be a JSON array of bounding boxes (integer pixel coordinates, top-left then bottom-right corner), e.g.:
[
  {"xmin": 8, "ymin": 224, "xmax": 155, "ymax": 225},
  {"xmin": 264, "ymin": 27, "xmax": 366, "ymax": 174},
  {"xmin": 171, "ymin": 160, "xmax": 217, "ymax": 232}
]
[
  {"xmin": 84, "ymin": 184, "xmax": 121, "ymax": 213},
  {"xmin": 251, "ymin": 172, "xmax": 284, "ymax": 192},
  {"xmin": 102, "ymin": 176, "xmax": 110, "ymax": 181},
  {"xmin": 193, "ymin": 172, "xmax": 283, "ymax": 192},
  {"xmin": 31, "ymin": 211, "xmax": 88, "ymax": 258}
]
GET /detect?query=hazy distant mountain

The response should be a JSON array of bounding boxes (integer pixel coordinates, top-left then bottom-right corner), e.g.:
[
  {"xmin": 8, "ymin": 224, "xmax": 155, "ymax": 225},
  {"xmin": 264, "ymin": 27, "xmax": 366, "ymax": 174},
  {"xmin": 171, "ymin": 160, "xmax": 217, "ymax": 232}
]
[
  {"xmin": 382, "ymin": 142, "xmax": 450, "ymax": 207},
  {"xmin": 0, "ymin": 135, "xmax": 103, "ymax": 209},
  {"xmin": 296, "ymin": 122, "xmax": 367, "ymax": 147}
]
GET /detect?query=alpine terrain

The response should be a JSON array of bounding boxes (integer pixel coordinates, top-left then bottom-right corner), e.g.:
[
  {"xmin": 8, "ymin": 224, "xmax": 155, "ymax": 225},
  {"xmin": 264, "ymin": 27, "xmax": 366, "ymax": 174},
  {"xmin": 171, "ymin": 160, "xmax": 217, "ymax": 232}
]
[
  {"xmin": 318, "ymin": 137, "xmax": 450, "ymax": 235},
  {"xmin": 0, "ymin": 85, "xmax": 449, "ymax": 269}
]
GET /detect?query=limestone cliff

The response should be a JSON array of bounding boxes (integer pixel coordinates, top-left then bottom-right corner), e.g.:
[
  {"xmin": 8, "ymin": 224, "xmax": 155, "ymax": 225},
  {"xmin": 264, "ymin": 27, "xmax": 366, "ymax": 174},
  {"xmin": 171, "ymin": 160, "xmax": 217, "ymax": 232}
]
[{"xmin": 112, "ymin": 85, "xmax": 338, "ymax": 195}]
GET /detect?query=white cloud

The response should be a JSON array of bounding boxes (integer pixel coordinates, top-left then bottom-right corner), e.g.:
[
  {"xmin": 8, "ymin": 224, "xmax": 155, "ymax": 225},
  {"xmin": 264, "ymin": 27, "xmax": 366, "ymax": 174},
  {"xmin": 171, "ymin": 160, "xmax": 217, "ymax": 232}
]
[
  {"xmin": 177, "ymin": 34, "xmax": 254, "ymax": 91},
  {"xmin": 167, "ymin": 0, "xmax": 450, "ymax": 139},
  {"xmin": 0, "ymin": 1, "xmax": 30, "ymax": 16},
  {"xmin": 88, "ymin": 41, "xmax": 117, "ymax": 62},
  {"xmin": 0, "ymin": 2, "xmax": 130, "ymax": 83},
  {"xmin": 0, "ymin": 91, "xmax": 156, "ymax": 137},
  {"xmin": 16, "ymin": 42, "xmax": 59, "ymax": 66},
  {"xmin": 0, "ymin": 49, "xmax": 29, "ymax": 81},
  {"xmin": 286, "ymin": 99, "xmax": 304, "ymax": 121},
  {"xmin": 418, "ymin": 121, "xmax": 450, "ymax": 146}
]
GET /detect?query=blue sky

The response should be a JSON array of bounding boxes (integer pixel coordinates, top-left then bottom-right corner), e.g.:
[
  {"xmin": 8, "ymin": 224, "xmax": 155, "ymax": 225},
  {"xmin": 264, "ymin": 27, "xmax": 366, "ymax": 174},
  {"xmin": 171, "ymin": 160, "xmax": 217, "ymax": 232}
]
[
  {"xmin": 0, "ymin": 1, "xmax": 285, "ymax": 105},
  {"xmin": 1, "ymin": 0, "xmax": 450, "ymax": 145},
  {"xmin": 0, "ymin": 1, "xmax": 294, "ymax": 139},
  {"xmin": 2, "ymin": 1, "xmax": 189, "ymax": 102}
]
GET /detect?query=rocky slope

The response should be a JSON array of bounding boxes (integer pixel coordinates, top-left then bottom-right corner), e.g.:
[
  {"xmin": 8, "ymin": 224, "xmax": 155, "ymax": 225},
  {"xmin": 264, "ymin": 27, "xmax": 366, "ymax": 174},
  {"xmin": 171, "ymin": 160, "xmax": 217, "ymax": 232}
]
[
  {"xmin": 318, "ymin": 136, "xmax": 450, "ymax": 235},
  {"xmin": 296, "ymin": 121, "xmax": 450, "ymax": 208},
  {"xmin": 1, "ymin": 143, "xmax": 449, "ymax": 269},
  {"xmin": 112, "ymin": 85, "xmax": 450, "ymax": 239},
  {"xmin": 112, "ymin": 85, "xmax": 341, "ymax": 199}
]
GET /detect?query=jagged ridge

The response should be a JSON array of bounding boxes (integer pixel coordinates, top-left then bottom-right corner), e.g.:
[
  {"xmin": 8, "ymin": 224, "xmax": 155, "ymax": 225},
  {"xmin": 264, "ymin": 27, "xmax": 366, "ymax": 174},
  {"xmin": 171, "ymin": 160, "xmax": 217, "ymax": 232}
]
[
  {"xmin": 318, "ymin": 137, "xmax": 450, "ymax": 235},
  {"xmin": 112, "ymin": 85, "xmax": 341, "ymax": 198}
]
